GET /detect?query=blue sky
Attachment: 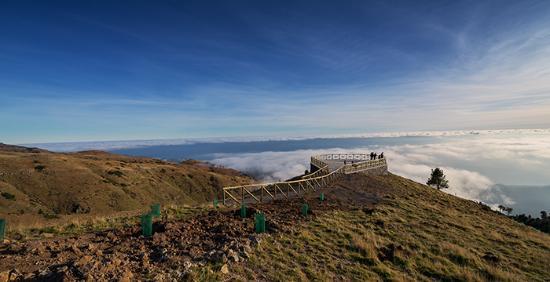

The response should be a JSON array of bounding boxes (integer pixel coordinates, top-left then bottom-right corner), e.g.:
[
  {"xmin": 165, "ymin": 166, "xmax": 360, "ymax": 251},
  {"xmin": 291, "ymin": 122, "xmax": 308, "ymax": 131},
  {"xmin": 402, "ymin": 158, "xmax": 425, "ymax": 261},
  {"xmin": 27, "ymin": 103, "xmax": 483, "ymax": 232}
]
[{"xmin": 1, "ymin": 0, "xmax": 550, "ymax": 143}]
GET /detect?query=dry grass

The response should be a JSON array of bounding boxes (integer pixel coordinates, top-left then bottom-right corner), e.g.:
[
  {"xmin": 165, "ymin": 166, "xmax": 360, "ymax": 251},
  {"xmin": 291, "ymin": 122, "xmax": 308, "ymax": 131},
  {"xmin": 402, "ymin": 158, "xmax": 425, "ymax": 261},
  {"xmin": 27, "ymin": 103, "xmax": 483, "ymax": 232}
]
[
  {"xmin": 5, "ymin": 204, "xmax": 208, "ymax": 241},
  {"xmin": 228, "ymin": 174, "xmax": 550, "ymax": 281},
  {"xmin": 0, "ymin": 148, "xmax": 252, "ymax": 232}
]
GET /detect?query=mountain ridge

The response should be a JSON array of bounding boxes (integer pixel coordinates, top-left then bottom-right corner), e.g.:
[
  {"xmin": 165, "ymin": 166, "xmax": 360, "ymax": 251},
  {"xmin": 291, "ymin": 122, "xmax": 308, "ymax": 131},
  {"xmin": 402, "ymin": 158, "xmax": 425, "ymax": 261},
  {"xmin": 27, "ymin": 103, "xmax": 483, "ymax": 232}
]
[{"xmin": 0, "ymin": 144, "xmax": 252, "ymax": 231}]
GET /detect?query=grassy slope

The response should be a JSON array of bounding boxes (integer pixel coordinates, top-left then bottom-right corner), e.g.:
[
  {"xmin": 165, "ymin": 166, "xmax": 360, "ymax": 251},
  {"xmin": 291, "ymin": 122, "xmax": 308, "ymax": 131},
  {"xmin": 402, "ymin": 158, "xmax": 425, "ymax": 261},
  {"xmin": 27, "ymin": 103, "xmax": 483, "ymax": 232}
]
[
  {"xmin": 232, "ymin": 174, "xmax": 550, "ymax": 281},
  {"xmin": 0, "ymin": 147, "xmax": 251, "ymax": 230}
]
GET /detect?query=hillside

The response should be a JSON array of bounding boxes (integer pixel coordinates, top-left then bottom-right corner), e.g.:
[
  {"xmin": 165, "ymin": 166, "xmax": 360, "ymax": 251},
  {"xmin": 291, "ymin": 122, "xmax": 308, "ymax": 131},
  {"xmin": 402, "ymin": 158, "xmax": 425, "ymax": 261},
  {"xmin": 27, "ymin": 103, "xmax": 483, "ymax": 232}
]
[
  {"xmin": 1, "ymin": 173, "xmax": 548, "ymax": 281},
  {"xmin": 233, "ymin": 174, "xmax": 550, "ymax": 281},
  {"xmin": 0, "ymin": 144, "xmax": 252, "ymax": 230}
]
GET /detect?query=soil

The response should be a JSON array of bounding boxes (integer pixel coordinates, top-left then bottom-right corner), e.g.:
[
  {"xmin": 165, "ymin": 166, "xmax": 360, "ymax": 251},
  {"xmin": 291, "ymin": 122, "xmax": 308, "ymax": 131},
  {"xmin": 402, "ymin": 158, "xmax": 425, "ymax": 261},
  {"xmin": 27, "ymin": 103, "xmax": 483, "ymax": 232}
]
[{"xmin": 0, "ymin": 174, "xmax": 388, "ymax": 281}]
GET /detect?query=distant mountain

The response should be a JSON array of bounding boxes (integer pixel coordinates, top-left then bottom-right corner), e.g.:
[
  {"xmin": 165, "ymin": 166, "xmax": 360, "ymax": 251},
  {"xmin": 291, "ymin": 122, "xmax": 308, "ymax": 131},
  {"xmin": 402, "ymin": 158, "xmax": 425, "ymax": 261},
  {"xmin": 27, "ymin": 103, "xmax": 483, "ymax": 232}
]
[{"xmin": 0, "ymin": 143, "xmax": 44, "ymax": 153}]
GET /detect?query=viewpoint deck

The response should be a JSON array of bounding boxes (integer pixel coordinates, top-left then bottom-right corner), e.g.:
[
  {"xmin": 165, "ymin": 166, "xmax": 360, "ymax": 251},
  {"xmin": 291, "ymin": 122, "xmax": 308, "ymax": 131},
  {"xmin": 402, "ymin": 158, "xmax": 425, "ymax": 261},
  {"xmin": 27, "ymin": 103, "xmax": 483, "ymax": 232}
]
[{"xmin": 222, "ymin": 153, "xmax": 388, "ymax": 206}]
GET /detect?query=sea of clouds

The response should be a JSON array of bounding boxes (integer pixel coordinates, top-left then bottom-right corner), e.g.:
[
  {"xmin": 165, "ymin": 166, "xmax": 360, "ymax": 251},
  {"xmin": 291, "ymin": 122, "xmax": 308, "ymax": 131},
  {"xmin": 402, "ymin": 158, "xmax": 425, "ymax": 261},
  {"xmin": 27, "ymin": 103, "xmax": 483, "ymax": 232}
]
[
  {"xmin": 210, "ymin": 132, "xmax": 550, "ymax": 209},
  {"xmin": 24, "ymin": 128, "xmax": 549, "ymax": 152}
]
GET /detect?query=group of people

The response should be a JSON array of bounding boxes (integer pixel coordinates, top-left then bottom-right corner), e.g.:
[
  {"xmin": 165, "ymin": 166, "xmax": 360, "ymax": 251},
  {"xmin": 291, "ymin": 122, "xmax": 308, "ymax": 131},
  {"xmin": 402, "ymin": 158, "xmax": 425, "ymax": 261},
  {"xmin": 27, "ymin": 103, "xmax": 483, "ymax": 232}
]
[{"xmin": 369, "ymin": 152, "xmax": 384, "ymax": 160}]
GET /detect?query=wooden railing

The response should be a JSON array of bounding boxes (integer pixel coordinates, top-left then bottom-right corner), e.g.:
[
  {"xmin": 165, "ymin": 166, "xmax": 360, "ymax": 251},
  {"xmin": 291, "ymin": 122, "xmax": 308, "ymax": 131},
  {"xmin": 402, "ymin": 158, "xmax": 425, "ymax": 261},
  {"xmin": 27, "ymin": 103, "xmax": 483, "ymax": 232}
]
[
  {"xmin": 223, "ymin": 165, "xmax": 345, "ymax": 206},
  {"xmin": 301, "ymin": 165, "xmax": 329, "ymax": 179},
  {"xmin": 310, "ymin": 156, "xmax": 328, "ymax": 170},
  {"xmin": 313, "ymin": 153, "xmax": 373, "ymax": 162},
  {"xmin": 222, "ymin": 154, "xmax": 387, "ymax": 206},
  {"xmin": 342, "ymin": 158, "xmax": 386, "ymax": 174}
]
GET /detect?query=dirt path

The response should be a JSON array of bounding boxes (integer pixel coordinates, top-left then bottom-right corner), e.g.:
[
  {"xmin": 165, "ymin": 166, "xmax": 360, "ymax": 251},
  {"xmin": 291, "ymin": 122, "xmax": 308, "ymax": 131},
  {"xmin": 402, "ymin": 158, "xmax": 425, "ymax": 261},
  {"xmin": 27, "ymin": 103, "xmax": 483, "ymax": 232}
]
[{"xmin": 0, "ymin": 175, "xmax": 386, "ymax": 281}]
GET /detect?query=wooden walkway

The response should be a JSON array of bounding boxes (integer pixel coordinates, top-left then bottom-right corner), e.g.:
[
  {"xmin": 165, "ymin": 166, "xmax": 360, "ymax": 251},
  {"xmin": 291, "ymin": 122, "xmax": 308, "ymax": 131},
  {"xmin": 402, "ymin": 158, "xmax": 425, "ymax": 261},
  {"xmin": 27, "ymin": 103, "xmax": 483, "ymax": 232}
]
[{"xmin": 222, "ymin": 153, "xmax": 387, "ymax": 206}]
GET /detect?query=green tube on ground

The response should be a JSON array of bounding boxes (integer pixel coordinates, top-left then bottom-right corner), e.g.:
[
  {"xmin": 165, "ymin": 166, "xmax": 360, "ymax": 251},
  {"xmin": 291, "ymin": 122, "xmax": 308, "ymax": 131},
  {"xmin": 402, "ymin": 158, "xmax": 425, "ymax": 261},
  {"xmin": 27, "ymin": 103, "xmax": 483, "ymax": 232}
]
[
  {"xmin": 240, "ymin": 204, "xmax": 247, "ymax": 218},
  {"xmin": 320, "ymin": 193, "xmax": 325, "ymax": 201},
  {"xmin": 141, "ymin": 213, "xmax": 153, "ymax": 237},
  {"xmin": 255, "ymin": 213, "xmax": 266, "ymax": 233},
  {"xmin": 0, "ymin": 219, "xmax": 5, "ymax": 241},
  {"xmin": 150, "ymin": 203, "xmax": 161, "ymax": 217},
  {"xmin": 255, "ymin": 213, "xmax": 261, "ymax": 233},
  {"xmin": 213, "ymin": 198, "xmax": 218, "ymax": 208},
  {"xmin": 302, "ymin": 204, "xmax": 309, "ymax": 216}
]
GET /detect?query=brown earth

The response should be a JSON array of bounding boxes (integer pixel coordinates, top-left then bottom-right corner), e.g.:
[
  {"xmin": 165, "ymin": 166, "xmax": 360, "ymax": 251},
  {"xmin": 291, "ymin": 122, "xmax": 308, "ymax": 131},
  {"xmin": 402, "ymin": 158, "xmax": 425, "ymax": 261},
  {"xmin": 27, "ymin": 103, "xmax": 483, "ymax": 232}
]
[
  {"xmin": 0, "ymin": 144, "xmax": 252, "ymax": 231},
  {"xmin": 0, "ymin": 174, "xmax": 385, "ymax": 281}
]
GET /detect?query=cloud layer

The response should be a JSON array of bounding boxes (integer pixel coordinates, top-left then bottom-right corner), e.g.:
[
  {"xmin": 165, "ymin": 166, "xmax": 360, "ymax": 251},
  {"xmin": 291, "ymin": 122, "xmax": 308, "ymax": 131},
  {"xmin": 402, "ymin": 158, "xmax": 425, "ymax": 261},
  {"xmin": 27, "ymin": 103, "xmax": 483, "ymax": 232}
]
[
  {"xmin": 210, "ymin": 133, "xmax": 550, "ymax": 209},
  {"xmin": 25, "ymin": 128, "xmax": 550, "ymax": 152}
]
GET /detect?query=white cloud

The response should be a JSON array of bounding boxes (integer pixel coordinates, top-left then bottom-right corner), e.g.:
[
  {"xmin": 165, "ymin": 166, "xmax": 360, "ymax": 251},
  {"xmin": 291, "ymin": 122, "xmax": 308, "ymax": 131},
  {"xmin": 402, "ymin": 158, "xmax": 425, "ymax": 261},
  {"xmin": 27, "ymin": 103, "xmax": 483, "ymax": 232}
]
[
  {"xmin": 210, "ymin": 133, "xmax": 550, "ymax": 207},
  {"xmin": 24, "ymin": 128, "xmax": 550, "ymax": 152},
  {"xmin": 210, "ymin": 148, "xmax": 344, "ymax": 182}
]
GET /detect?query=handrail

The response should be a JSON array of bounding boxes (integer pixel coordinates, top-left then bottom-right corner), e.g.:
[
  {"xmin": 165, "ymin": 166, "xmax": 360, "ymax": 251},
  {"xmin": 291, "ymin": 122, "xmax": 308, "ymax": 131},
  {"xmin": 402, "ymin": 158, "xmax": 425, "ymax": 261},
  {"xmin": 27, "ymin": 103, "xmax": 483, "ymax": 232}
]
[
  {"xmin": 301, "ymin": 165, "xmax": 329, "ymax": 179},
  {"xmin": 313, "ymin": 153, "xmax": 373, "ymax": 161}
]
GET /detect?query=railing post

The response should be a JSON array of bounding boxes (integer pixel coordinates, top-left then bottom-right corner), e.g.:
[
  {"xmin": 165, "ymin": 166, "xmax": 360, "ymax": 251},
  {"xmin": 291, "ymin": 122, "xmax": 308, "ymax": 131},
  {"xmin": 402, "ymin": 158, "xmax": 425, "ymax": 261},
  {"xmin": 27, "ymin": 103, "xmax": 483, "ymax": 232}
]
[{"xmin": 286, "ymin": 183, "xmax": 291, "ymax": 198}]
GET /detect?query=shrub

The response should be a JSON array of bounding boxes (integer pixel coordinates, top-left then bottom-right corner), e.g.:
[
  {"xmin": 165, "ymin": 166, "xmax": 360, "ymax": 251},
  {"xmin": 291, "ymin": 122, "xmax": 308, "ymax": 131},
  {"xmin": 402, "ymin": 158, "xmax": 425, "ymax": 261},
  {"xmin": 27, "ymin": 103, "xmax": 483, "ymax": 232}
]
[
  {"xmin": 34, "ymin": 164, "xmax": 46, "ymax": 172},
  {"xmin": 1, "ymin": 192, "xmax": 15, "ymax": 200},
  {"xmin": 107, "ymin": 170, "xmax": 124, "ymax": 177}
]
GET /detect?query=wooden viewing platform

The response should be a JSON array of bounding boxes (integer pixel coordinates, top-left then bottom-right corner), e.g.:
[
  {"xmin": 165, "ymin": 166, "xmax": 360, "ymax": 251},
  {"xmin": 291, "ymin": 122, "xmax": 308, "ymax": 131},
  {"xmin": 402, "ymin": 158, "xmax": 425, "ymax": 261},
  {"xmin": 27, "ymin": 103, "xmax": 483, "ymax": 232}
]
[{"xmin": 222, "ymin": 153, "xmax": 388, "ymax": 206}]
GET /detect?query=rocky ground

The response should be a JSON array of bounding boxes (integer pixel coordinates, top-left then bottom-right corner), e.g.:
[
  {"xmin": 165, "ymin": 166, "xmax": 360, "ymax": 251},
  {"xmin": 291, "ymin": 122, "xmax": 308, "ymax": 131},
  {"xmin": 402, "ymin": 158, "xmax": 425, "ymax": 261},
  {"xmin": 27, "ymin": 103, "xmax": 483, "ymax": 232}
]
[{"xmin": 0, "ymin": 178, "xmax": 383, "ymax": 281}]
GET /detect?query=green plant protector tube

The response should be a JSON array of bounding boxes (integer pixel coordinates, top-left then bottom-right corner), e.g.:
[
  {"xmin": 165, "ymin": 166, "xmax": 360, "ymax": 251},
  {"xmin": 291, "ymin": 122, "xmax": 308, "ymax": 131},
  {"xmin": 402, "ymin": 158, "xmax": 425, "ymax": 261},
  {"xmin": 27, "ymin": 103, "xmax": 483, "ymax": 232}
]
[
  {"xmin": 240, "ymin": 204, "xmax": 247, "ymax": 218},
  {"xmin": 261, "ymin": 213, "xmax": 266, "ymax": 233},
  {"xmin": 320, "ymin": 193, "xmax": 325, "ymax": 201},
  {"xmin": 151, "ymin": 203, "xmax": 161, "ymax": 217},
  {"xmin": 301, "ymin": 204, "xmax": 309, "ymax": 216},
  {"xmin": 255, "ymin": 213, "xmax": 266, "ymax": 233},
  {"xmin": 255, "ymin": 213, "xmax": 262, "ymax": 233},
  {"xmin": 141, "ymin": 213, "xmax": 153, "ymax": 237},
  {"xmin": 0, "ymin": 219, "xmax": 5, "ymax": 241},
  {"xmin": 213, "ymin": 198, "xmax": 218, "ymax": 208}
]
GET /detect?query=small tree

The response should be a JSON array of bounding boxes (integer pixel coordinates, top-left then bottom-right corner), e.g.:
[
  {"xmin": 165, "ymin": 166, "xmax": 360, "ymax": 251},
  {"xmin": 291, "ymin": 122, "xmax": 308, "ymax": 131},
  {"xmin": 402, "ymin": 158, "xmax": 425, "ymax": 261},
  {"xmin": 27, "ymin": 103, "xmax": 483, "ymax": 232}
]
[
  {"xmin": 505, "ymin": 207, "xmax": 513, "ymax": 215},
  {"xmin": 498, "ymin": 204, "xmax": 513, "ymax": 215},
  {"xmin": 426, "ymin": 168, "xmax": 449, "ymax": 190}
]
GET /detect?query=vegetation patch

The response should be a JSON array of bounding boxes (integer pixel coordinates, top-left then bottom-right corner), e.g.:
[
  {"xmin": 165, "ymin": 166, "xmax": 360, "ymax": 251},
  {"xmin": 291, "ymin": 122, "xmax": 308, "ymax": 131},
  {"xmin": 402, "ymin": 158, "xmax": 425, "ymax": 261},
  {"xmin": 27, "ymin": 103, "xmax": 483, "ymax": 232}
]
[
  {"xmin": 34, "ymin": 164, "xmax": 46, "ymax": 172},
  {"xmin": 1, "ymin": 191, "xmax": 15, "ymax": 200},
  {"xmin": 107, "ymin": 169, "xmax": 124, "ymax": 177},
  {"xmin": 510, "ymin": 211, "xmax": 550, "ymax": 234}
]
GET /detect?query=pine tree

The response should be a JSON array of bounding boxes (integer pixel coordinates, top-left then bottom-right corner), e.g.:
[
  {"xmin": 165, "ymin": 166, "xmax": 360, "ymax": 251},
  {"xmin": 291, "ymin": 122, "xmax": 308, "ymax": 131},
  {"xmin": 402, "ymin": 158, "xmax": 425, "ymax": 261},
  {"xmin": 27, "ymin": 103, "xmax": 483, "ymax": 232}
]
[
  {"xmin": 426, "ymin": 168, "xmax": 449, "ymax": 190},
  {"xmin": 505, "ymin": 207, "xmax": 513, "ymax": 215},
  {"xmin": 498, "ymin": 204, "xmax": 514, "ymax": 215}
]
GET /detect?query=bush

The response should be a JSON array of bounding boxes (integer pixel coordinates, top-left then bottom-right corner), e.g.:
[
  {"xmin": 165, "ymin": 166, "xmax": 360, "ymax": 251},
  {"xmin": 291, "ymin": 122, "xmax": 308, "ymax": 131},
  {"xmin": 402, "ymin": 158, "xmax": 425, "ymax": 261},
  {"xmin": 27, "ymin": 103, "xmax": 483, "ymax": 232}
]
[
  {"xmin": 1, "ymin": 192, "xmax": 16, "ymax": 200},
  {"xmin": 511, "ymin": 211, "xmax": 550, "ymax": 234},
  {"xmin": 34, "ymin": 164, "xmax": 46, "ymax": 172},
  {"xmin": 107, "ymin": 170, "xmax": 124, "ymax": 177}
]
